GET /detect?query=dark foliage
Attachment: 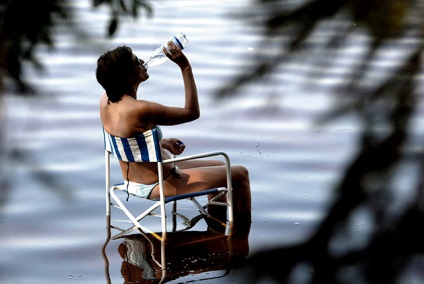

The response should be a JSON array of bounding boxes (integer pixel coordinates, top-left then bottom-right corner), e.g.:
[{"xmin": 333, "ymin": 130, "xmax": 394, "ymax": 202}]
[
  {"xmin": 0, "ymin": 0, "xmax": 152, "ymax": 94},
  {"xmin": 228, "ymin": 0, "xmax": 424, "ymax": 283},
  {"xmin": 92, "ymin": 0, "xmax": 153, "ymax": 37},
  {"xmin": 0, "ymin": 0, "xmax": 70, "ymax": 93}
]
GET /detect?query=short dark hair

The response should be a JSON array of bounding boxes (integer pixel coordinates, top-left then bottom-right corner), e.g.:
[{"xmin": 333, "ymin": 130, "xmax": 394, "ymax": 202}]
[{"xmin": 96, "ymin": 45, "xmax": 134, "ymax": 103}]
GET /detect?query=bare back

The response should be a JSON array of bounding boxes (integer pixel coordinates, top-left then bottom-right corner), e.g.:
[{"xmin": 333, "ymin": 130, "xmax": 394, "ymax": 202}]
[{"xmin": 100, "ymin": 93, "xmax": 174, "ymax": 185}]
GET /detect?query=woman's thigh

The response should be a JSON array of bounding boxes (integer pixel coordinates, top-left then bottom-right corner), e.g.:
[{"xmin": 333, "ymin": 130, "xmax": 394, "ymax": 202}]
[
  {"xmin": 176, "ymin": 159, "xmax": 224, "ymax": 169},
  {"xmin": 159, "ymin": 166, "xmax": 229, "ymax": 197}
]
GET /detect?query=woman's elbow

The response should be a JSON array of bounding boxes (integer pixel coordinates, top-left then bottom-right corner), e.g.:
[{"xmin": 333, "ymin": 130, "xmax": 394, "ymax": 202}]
[
  {"xmin": 192, "ymin": 111, "xmax": 200, "ymax": 120},
  {"xmin": 187, "ymin": 109, "xmax": 200, "ymax": 121}
]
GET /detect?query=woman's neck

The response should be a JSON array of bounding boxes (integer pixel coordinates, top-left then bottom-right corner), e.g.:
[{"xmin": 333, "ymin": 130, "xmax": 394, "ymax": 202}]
[
  {"xmin": 127, "ymin": 92, "xmax": 136, "ymax": 99},
  {"xmin": 128, "ymin": 84, "xmax": 138, "ymax": 99}
]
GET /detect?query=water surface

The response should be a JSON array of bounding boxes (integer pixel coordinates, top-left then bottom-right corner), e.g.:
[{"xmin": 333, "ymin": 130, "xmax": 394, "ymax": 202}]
[{"xmin": 0, "ymin": 0, "xmax": 398, "ymax": 283}]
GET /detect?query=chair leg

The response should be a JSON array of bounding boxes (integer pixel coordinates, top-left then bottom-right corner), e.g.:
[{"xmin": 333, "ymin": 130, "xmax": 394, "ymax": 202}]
[{"xmin": 172, "ymin": 201, "xmax": 177, "ymax": 232}]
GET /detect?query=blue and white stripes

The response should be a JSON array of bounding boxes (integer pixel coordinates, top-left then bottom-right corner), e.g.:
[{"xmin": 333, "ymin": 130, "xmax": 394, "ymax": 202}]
[{"xmin": 103, "ymin": 127, "xmax": 162, "ymax": 162}]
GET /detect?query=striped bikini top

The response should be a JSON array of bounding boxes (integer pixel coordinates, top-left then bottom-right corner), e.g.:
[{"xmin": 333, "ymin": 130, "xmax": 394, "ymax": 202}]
[{"xmin": 103, "ymin": 126, "xmax": 163, "ymax": 162}]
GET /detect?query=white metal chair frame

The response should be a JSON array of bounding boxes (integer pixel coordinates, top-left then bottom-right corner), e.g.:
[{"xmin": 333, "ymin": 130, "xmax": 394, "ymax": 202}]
[{"xmin": 104, "ymin": 127, "xmax": 234, "ymax": 240}]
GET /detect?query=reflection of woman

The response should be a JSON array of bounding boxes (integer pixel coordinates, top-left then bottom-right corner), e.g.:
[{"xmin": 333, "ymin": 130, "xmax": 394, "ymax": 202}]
[
  {"xmin": 118, "ymin": 222, "xmax": 250, "ymax": 283},
  {"xmin": 119, "ymin": 238, "xmax": 158, "ymax": 281},
  {"xmin": 96, "ymin": 42, "xmax": 251, "ymax": 219}
]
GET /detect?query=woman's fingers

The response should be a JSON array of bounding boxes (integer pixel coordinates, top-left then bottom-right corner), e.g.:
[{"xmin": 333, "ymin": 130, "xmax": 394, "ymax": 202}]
[
  {"xmin": 164, "ymin": 41, "xmax": 183, "ymax": 58},
  {"xmin": 174, "ymin": 140, "xmax": 185, "ymax": 154}
]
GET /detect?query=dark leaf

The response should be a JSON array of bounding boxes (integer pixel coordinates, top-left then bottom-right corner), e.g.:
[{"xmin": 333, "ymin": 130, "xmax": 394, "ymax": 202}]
[{"xmin": 108, "ymin": 17, "xmax": 118, "ymax": 37}]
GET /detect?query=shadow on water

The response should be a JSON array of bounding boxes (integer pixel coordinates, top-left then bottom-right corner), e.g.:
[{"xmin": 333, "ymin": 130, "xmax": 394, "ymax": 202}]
[
  {"xmin": 102, "ymin": 215, "xmax": 250, "ymax": 283},
  {"xmin": 224, "ymin": 0, "xmax": 424, "ymax": 283},
  {"xmin": 239, "ymin": 48, "xmax": 424, "ymax": 283}
]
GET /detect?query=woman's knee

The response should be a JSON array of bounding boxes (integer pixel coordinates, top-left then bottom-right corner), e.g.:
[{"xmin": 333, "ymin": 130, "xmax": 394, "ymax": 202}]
[{"xmin": 232, "ymin": 165, "xmax": 250, "ymax": 181}]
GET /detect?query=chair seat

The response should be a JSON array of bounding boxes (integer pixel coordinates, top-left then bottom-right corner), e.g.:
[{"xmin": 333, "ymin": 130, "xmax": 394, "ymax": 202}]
[{"xmin": 114, "ymin": 183, "xmax": 227, "ymax": 203}]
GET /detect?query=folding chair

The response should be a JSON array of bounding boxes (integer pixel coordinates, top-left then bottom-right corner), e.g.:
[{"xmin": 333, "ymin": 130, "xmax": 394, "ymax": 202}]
[{"xmin": 104, "ymin": 127, "xmax": 234, "ymax": 240}]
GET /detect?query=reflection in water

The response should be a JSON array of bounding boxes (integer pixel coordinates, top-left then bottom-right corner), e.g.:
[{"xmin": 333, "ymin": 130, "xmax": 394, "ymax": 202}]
[{"xmin": 102, "ymin": 216, "xmax": 250, "ymax": 283}]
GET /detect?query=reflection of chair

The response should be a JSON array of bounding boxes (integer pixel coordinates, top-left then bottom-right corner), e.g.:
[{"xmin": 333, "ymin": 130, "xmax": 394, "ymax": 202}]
[
  {"xmin": 115, "ymin": 224, "xmax": 249, "ymax": 284},
  {"xmin": 102, "ymin": 213, "xmax": 251, "ymax": 284},
  {"xmin": 104, "ymin": 127, "xmax": 234, "ymax": 240}
]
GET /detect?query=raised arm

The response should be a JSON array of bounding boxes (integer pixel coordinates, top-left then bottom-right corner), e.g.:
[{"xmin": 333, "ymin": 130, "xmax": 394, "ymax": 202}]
[
  {"xmin": 166, "ymin": 41, "xmax": 200, "ymax": 121},
  {"xmin": 135, "ymin": 41, "xmax": 199, "ymax": 126}
]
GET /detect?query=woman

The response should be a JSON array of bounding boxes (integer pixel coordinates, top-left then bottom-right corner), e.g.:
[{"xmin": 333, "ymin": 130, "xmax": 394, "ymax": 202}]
[{"xmin": 96, "ymin": 41, "xmax": 251, "ymax": 220}]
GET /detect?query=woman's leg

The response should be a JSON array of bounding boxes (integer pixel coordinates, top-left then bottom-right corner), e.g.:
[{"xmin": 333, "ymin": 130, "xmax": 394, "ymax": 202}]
[
  {"xmin": 176, "ymin": 159, "xmax": 224, "ymax": 169},
  {"xmin": 150, "ymin": 165, "xmax": 251, "ymax": 214}
]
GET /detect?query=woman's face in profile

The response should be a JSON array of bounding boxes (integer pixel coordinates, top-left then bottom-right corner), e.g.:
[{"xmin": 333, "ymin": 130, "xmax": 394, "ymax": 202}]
[{"xmin": 131, "ymin": 54, "xmax": 149, "ymax": 82}]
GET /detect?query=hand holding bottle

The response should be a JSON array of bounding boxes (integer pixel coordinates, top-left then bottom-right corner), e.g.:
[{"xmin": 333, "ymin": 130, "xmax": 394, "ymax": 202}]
[
  {"xmin": 143, "ymin": 33, "xmax": 189, "ymax": 69},
  {"xmin": 162, "ymin": 41, "xmax": 190, "ymax": 69}
]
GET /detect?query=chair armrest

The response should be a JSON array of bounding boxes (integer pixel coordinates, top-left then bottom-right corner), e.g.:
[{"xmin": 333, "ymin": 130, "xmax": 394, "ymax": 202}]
[{"xmin": 163, "ymin": 151, "xmax": 230, "ymax": 165}]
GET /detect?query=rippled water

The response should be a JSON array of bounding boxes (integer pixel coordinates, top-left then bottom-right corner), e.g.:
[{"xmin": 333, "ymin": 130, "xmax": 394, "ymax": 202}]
[{"xmin": 1, "ymin": 0, "xmax": 414, "ymax": 283}]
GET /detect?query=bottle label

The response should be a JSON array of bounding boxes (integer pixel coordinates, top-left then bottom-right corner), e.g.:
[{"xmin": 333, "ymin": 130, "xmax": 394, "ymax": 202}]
[{"xmin": 173, "ymin": 36, "xmax": 184, "ymax": 50}]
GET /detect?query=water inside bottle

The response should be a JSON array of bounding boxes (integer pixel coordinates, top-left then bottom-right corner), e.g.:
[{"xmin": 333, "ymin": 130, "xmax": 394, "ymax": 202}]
[{"xmin": 143, "ymin": 54, "xmax": 167, "ymax": 69}]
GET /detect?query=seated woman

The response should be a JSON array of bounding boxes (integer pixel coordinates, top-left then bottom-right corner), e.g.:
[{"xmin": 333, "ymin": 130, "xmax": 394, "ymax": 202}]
[{"xmin": 96, "ymin": 41, "xmax": 251, "ymax": 221}]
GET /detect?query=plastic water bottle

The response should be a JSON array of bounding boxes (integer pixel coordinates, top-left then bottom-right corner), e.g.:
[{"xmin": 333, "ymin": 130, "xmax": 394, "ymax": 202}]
[{"xmin": 143, "ymin": 33, "xmax": 189, "ymax": 69}]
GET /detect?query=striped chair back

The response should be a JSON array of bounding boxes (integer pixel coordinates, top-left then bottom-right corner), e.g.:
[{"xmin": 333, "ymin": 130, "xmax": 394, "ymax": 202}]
[{"xmin": 103, "ymin": 127, "xmax": 162, "ymax": 162}]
